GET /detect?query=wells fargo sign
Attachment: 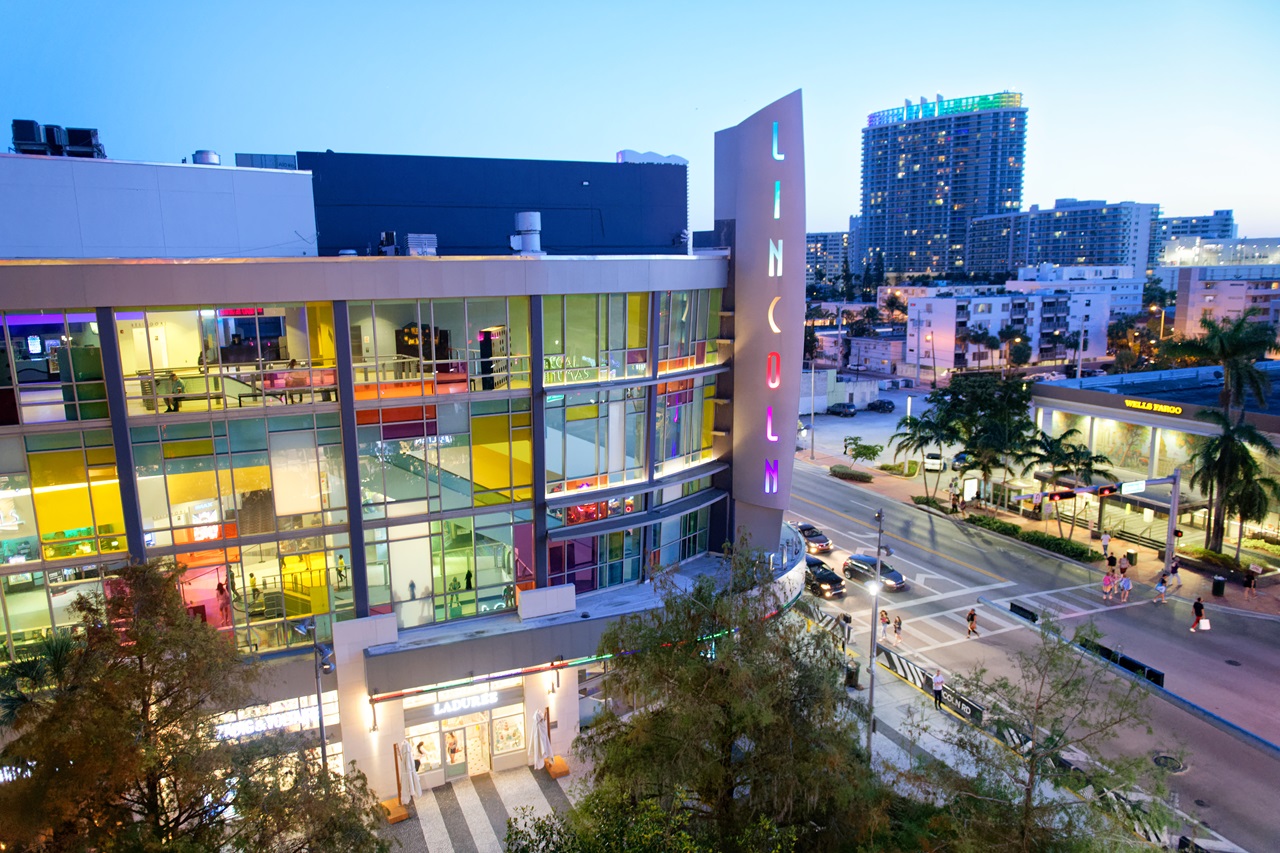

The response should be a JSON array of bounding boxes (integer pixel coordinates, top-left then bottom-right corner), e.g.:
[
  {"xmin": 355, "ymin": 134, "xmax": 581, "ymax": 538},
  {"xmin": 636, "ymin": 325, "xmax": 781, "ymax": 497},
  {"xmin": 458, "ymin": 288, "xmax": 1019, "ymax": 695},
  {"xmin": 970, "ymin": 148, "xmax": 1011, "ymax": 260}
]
[{"xmin": 1123, "ymin": 399, "xmax": 1184, "ymax": 415}]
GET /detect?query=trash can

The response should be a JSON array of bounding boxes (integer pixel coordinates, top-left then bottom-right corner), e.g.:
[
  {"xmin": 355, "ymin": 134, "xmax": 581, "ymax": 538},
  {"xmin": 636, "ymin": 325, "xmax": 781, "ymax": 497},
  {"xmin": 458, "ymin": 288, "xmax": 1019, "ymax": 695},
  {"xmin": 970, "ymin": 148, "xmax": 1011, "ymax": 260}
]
[
  {"xmin": 845, "ymin": 661, "xmax": 861, "ymax": 689},
  {"xmin": 1125, "ymin": 548, "xmax": 1138, "ymax": 566},
  {"xmin": 1212, "ymin": 575, "xmax": 1226, "ymax": 597}
]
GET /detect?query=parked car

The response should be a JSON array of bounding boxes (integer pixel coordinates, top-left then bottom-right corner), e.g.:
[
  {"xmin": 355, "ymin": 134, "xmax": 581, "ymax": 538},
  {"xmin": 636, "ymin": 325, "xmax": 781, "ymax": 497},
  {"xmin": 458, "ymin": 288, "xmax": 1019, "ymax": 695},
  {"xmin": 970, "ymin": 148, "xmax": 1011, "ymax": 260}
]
[
  {"xmin": 795, "ymin": 522, "xmax": 832, "ymax": 554},
  {"xmin": 805, "ymin": 555, "xmax": 846, "ymax": 598},
  {"xmin": 866, "ymin": 399, "xmax": 895, "ymax": 413},
  {"xmin": 924, "ymin": 452, "xmax": 945, "ymax": 472},
  {"xmin": 951, "ymin": 452, "xmax": 971, "ymax": 471},
  {"xmin": 827, "ymin": 402, "xmax": 857, "ymax": 417},
  {"xmin": 841, "ymin": 554, "xmax": 909, "ymax": 591}
]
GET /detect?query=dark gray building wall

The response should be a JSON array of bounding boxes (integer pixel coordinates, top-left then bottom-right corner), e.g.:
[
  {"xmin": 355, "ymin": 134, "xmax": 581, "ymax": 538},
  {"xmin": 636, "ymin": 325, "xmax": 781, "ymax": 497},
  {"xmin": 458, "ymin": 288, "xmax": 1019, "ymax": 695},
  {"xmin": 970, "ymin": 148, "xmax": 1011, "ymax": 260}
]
[{"xmin": 297, "ymin": 151, "xmax": 688, "ymax": 257}]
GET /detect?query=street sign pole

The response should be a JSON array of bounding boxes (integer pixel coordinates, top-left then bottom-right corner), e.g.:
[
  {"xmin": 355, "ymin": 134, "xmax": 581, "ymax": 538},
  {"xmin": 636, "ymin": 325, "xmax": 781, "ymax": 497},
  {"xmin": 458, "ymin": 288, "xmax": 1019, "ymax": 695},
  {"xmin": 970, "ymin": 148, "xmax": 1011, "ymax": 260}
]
[{"xmin": 1164, "ymin": 468, "xmax": 1180, "ymax": 575}]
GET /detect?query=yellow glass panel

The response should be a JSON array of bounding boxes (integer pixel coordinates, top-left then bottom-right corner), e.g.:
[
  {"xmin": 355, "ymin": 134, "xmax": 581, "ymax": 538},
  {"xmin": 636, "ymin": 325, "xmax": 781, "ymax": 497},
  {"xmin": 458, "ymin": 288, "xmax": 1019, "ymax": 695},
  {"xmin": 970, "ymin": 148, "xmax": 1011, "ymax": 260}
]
[
  {"xmin": 627, "ymin": 292, "xmax": 648, "ymax": 349},
  {"xmin": 566, "ymin": 405, "xmax": 596, "ymax": 422},
  {"xmin": 163, "ymin": 439, "xmax": 215, "ymax": 459},
  {"xmin": 511, "ymin": 426, "xmax": 533, "ymax": 488},
  {"xmin": 471, "ymin": 415, "xmax": 512, "ymax": 491},
  {"xmin": 88, "ymin": 464, "xmax": 124, "ymax": 535},
  {"xmin": 307, "ymin": 302, "xmax": 337, "ymax": 366},
  {"xmin": 28, "ymin": 450, "xmax": 93, "ymax": 540},
  {"xmin": 167, "ymin": 470, "xmax": 219, "ymax": 506},
  {"xmin": 231, "ymin": 463, "xmax": 272, "ymax": 492}
]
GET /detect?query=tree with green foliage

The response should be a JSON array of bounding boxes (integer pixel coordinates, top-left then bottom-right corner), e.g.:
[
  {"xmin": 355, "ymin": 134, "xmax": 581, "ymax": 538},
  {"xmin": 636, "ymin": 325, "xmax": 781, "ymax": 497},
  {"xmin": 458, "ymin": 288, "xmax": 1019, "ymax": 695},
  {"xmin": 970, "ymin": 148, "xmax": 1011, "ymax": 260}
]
[
  {"xmin": 1224, "ymin": 473, "xmax": 1280, "ymax": 562},
  {"xmin": 891, "ymin": 408, "xmax": 956, "ymax": 500},
  {"xmin": 899, "ymin": 617, "xmax": 1169, "ymax": 853},
  {"xmin": 1063, "ymin": 443, "xmax": 1112, "ymax": 541},
  {"xmin": 883, "ymin": 292, "xmax": 908, "ymax": 326},
  {"xmin": 803, "ymin": 323, "xmax": 819, "ymax": 360},
  {"xmin": 1143, "ymin": 276, "xmax": 1168, "ymax": 309},
  {"xmin": 572, "ymin": 536, "xmax": 882, "ymax": 853},
  {"xmin": 998, "ymin": 325, "xmax": 1024, "ymax": 376},
  {"xmin": 932, "ymin": 374, "xmax": 1036, "ymax": 508},
  {"xmin": 1009, "ymin": 340, "xmax": 1032, "ymax": 367},
  {"xmin": 1019, "ymin": 429, "xmax": 1084, "ymax": 536},
  {"xmin": 1190, "ymin": 409, "xmax": 1280, "ymax": 552},
  {"xmin": 0, "ymin": 560, "xmax": 388, "ymax": 853},
  {"xmin": 1164, "ymin": 307, "xmax": 1278, "ymax": 421},
  {"xmin": 843, "ymin": 435, "xmax": 883, "ymax": 464}
]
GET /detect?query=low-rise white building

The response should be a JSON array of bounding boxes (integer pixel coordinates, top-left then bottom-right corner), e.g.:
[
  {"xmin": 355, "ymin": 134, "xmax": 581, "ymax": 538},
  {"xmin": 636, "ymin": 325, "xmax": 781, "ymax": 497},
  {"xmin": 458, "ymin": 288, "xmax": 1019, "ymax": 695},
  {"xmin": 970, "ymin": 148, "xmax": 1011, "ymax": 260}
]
[
  {"xmin": 1164, "ymin": 264, "xmax": 1280, "ymax": 337},
  {"xmin": 1011, "ymin": 264, "xmax": 1145, "ymax": 320},
  {"xmin": 903, "ymin": 288, "xmax": 1109, "ymax": 382}
]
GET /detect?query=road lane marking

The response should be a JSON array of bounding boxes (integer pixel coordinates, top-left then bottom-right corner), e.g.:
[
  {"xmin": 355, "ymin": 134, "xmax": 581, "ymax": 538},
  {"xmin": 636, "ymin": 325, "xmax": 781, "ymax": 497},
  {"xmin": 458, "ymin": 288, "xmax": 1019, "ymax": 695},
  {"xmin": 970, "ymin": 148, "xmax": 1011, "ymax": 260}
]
[{"xmin": 791, "ymin": 494, "xmax": 1007, "ymax": 581}]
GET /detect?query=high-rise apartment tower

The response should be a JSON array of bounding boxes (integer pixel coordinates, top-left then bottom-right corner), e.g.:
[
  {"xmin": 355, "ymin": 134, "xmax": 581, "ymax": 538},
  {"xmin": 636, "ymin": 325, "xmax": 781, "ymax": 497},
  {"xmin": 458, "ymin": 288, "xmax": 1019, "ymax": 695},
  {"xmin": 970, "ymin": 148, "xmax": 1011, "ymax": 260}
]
[{"xmin": 858, "ymin": 92, "xmax": 1026, "ymax": 278}]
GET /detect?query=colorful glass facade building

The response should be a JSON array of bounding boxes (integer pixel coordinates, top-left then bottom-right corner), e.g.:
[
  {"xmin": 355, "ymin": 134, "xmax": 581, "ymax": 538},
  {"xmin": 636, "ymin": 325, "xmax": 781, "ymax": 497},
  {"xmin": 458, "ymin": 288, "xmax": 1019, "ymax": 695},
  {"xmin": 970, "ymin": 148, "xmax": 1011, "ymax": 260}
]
[{"xmin": 0, "ymin": 92, "xmax": 809, "ymax": 798}]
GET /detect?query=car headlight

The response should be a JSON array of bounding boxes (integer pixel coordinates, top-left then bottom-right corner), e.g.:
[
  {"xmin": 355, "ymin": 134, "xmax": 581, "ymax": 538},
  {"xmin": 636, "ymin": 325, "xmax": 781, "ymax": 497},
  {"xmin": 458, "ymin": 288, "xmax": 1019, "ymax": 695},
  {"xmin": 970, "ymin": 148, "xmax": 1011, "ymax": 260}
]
[{"xmin": 820, "ymin": 583, "xmax": 831, "ymax": 590}]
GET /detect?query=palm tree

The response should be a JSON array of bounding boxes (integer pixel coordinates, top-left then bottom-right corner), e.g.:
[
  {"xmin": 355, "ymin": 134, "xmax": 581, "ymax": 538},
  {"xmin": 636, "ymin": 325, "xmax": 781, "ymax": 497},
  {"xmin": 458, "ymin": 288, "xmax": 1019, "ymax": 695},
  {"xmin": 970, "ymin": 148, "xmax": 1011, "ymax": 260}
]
[
  {"xmin": 1189, "ymin": 409, "xmax": 1280, "ymax": 552},
  {"xmin": 0, "ymin": 632, "xmax": 81, "ymax": 730},
  {"xmin": 890, "ymin": 408, "xmax": 955, "ymax": 500},
  {"xmin": 1224, "ymin": 475, "xmax": 1280, "ymax": 563},
  {"xmin": 1165, "ymin": 307, "xmax": 1279, "ymax": 421},
  {"xmin": 1019, "ymin": 429, "xmax": 1083, "ymax": 537},
  {"xmin": 998, "ymin": 325, "xmax": 1023, "ymax": 377},
  {"xmin": 1063, "ymin": 443, "xmax": 1112, "ymax": 541},
  {"xmin": 884, "ymin": 293, "xmax": 908, "ymax": 327}
]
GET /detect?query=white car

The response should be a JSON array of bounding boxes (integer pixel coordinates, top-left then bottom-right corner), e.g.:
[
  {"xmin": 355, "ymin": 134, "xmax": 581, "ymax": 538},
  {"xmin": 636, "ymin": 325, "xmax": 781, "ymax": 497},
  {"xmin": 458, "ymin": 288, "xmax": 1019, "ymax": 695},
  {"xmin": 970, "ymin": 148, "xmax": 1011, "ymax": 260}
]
[{"xmin": 924, "ymin": 452, "xmax": 945, "ymax": 472}]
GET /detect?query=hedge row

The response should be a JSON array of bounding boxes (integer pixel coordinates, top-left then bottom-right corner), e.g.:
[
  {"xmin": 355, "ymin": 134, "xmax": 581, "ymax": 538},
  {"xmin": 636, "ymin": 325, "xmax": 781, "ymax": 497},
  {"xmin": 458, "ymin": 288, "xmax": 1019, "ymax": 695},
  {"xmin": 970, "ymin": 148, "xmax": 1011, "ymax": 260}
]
[
  {"xmin": 829, "ymin": 465, "xmax": 873, "ymax": 483},
  {"xmin": 911, "ymin": 495, "xmax": 948, "ymax": 512},
  {"xmin": 964, "ymin": 514, "xmax": 1102, "ymax": 562}
]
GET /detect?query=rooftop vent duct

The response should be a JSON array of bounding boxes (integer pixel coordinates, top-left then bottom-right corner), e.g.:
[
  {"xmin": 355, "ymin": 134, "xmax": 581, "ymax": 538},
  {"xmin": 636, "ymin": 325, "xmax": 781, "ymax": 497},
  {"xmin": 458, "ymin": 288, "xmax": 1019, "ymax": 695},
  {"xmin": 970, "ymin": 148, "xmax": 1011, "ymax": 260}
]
[{"xmin": 510, "ymin": 212, "xmax": 545, "ymax": 256}]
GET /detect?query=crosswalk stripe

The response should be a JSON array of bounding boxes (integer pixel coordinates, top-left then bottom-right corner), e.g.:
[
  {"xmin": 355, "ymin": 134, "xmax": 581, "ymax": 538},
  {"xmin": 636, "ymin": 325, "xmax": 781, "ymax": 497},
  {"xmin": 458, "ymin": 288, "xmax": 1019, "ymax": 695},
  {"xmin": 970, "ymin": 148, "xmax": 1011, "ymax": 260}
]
[{"xmin": 451, "ymin": 776, "xmax": 503, "ymax": 852}]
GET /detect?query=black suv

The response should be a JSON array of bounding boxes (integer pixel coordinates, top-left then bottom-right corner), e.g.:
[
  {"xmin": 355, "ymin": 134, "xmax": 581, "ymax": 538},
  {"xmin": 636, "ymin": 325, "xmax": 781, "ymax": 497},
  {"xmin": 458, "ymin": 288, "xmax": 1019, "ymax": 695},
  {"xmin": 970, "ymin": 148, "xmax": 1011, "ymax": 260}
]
[
  {"xmin": 866, "ymin": 399, "xmax": 895, "ymax": 413},
  {"xmin": 805, "ymin": 555, "xmax": 846, "ymax": 598},
  {"xmin": 841, "ymin": 554, "xmax": 909, "ymax": 591},
  {"xmin": 795, "ymin": 522, "xmax": 832, "ymax": 554},
  {"xmin": 826, "ymin": 402, "xmax": 857, "ymax": 417}
]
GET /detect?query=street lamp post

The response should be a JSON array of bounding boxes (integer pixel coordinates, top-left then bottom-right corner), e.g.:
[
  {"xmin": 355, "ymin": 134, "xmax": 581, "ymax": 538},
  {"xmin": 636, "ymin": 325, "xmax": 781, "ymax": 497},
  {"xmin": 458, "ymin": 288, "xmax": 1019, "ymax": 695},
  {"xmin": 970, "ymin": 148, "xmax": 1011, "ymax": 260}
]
[
  {"xmin": 291, "ymin": 616, "xmax": 334, "ymax": 771},
  {"xmin": 914, "ymin": 307, "xmax": 921, "ymax": 381},
  {"xmin": 1150, "ymin": 304, "xmax": 1167, "ymax": 341},
  {"xmin": 866, "ymin": 509, "xmax": 887, "ymax": 761}
]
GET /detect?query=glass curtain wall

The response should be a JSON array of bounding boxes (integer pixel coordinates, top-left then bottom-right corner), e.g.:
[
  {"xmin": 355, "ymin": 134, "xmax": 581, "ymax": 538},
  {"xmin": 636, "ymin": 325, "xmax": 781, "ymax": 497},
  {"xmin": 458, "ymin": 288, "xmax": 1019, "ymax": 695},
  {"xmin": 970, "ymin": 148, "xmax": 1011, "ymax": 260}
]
[{"xmin": 1, "ymin": 311, "xmax": 107, "ymax": 425}]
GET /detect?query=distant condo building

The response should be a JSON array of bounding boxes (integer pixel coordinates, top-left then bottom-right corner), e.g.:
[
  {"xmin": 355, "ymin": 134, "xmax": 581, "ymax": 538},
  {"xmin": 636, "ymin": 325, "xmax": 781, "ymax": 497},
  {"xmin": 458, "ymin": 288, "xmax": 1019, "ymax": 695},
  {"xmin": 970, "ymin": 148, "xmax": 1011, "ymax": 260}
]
[
  {"xmin": 805, "ymin": 231, "xmax": 849, "ymax": 288},
  {"xmin": 1148, "ymin": 209, "xmax": 1235, "ymax": 267},
  {"xmin": 966, "ymin": 199, "xmax": 1157, "ymax": 275},
  {"xmin": 857, "ymin": 92, "xmax": 1026, "ymax": 278}
]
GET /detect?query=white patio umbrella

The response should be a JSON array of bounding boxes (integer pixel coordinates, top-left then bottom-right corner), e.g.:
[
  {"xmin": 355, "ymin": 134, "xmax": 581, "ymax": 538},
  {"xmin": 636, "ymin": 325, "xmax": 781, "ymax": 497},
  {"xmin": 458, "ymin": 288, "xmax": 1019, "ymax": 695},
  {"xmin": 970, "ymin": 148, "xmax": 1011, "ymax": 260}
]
[
  {"xmin": 528, "ymin": 707, "xmax": 552, "ymax": 770},
  {"xmin": 398, "ymin": 739, "xmax": 422, "ymax": 803}
]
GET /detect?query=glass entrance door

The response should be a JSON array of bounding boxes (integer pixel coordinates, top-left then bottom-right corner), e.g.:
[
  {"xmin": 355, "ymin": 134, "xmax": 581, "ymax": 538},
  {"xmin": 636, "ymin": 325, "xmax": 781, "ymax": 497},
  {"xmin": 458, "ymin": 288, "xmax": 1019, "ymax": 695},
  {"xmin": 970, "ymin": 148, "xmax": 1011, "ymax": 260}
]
[
  {"xmin": 442, "ymin": 710, "xmax": 491, "ymax": 778},
  {"xmin": 444, "ymin": 726, "xmax": 467, "ymax": 779}
]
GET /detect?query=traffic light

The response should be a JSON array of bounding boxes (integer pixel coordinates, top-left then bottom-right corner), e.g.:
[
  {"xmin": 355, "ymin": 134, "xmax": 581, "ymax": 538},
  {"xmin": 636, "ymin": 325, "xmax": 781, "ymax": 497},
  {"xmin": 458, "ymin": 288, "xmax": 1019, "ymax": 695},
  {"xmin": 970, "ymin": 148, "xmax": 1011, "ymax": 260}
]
[
  {"xmin": 1096, "ymin": 485, "xmax": 1118, "ymax": 497},
  {"xmin": 1174, "ymin": 529, "xmax": 1184, "ymax": 539},
  {"xmin": 1047, "ymin": 490, "xmax": 1076, "ymax": 502}
]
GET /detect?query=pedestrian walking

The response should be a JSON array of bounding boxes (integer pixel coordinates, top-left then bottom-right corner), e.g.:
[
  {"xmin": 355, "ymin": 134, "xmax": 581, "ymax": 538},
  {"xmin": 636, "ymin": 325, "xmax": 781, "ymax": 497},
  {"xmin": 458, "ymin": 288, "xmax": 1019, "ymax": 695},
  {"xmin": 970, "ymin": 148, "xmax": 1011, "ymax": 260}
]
[
  {"xmin": 933, "ymin": 670, "xmax": 945, "ymax": 710},
  {"xmin": 1101, "ymin": 531, "xmax": 1111, "ymax": 558},
  {"xmin": 1119, "ymin": 573, "xmax": 1132, "ymax": 602},
  {"xmin": 965, "ymin": 608, "xmax": 979, "ymax": 638},
  {"xmin": 1244, "ymin": 571, "xmax": 1258, "ymax": 601},
  {"xmin": 1154, "ymin": 576, "xmax": 1167, "ymax": 604},
  {"xmin": 1107, "ymin": 553, "xmax": 1117, "ymax": 571},
  {"xmin": 1118, "ymin": 554, "xmax": 1130, "ymax": 574},
  {"xmin": 1170, "ymin": 557, "xmax": 1182, "ymax": 589},
  {"xmin": 1102, "ymin": 570, "xmax": 1115, "ymax": 601},
  {"xmin": 1191, "ymin": 596, "xmax": 1205, "ymax": 632},
  {"xmin": 879, "ymin": 609, "xmax": 890, "ymax": 641},
  {"xmin": 892, "ymin": 615, "xmax": 903, "ymax": 646}
]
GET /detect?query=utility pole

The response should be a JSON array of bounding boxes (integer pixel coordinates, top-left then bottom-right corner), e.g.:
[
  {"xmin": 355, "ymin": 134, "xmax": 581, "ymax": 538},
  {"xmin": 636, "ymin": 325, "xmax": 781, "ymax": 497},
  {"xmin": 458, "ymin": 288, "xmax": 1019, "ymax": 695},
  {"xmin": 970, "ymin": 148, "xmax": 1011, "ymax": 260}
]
[
  {"xmin": 1164, "ymin": 468, "xmax": 1181, "ymax": 575},
  {"xmin": 866, "ymin": 509, "xmax": 886, "ymax": 762},
  {"xmin": 914, "ymin": 307, "xmax": 921, "ymax": 382}
]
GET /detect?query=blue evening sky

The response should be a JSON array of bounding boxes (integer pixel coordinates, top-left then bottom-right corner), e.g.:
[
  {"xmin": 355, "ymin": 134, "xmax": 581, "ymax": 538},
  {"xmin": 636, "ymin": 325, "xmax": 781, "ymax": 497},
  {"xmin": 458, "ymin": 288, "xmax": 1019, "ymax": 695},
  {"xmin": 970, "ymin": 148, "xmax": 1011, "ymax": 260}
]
[{"xmin": 6, "ymin": 0, "xmax": 1279, "ymax": 235}]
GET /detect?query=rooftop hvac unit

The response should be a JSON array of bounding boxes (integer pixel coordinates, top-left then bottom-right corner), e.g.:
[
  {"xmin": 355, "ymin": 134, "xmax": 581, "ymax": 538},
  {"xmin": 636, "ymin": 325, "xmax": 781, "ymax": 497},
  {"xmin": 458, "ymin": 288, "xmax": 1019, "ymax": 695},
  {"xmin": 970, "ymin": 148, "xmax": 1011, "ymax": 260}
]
[
  {"xmin": 65, "ymin": 127, "xmax": 105, "ymax": 158},
  {"xmin": 11, "ymin": 119, "xmax": 48, "ymax": 155},
  {"xmin": 406, "ymin": 234, "xmax": 438, "ymax": 256},
  {"xmin": 43, "ymin": 125, "xmax": 68, "ymax": 154},
  {"xmin": 192, "ymin": 150, "xmax": 221, "ymax": 165}
]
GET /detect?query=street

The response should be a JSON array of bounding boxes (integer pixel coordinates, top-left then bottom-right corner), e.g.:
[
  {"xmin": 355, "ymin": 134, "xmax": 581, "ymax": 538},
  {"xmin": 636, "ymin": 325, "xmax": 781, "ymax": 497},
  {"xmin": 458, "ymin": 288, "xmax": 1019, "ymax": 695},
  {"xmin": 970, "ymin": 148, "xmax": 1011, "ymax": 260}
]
[{"xmin": 787, "ymin": 405, "xmax": 1280, "ymax": 852}]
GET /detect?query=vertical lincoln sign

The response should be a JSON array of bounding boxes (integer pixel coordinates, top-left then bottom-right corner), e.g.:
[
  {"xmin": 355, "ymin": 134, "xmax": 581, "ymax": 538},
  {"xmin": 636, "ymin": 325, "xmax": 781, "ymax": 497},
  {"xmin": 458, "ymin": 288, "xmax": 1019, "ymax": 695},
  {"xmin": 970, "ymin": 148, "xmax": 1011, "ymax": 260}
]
[{"xmin": 715, "ymin": 91, "xmax": 805, "ymax": 542}]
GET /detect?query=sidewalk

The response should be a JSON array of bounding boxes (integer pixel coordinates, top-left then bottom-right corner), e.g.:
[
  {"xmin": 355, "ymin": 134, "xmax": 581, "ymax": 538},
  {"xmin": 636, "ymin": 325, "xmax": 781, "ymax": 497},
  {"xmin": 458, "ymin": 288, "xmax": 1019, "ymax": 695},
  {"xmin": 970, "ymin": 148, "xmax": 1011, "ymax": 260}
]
[{"xmin": 798, "ymin": 447, "xmax": 1280, "ymax": 620}]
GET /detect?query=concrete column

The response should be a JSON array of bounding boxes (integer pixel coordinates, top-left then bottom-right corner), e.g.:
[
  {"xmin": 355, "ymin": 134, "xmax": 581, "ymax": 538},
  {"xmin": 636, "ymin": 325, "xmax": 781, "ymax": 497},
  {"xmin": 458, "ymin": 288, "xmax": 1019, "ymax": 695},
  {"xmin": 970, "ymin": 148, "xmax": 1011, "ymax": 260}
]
[
  {"xmin": 529, "ymin": 296, "xmax": 548, "ymax": 588},
  {"xmin": 332, "ymin": 301, "xmax": 370, "ymax": 617},
  {"xmin": 96, "ymin": 307, "xmax": 147, "ymax": 564},
  {"xmin": 332, "ymin": 614, "xmax": 401, "ymax": 798}
]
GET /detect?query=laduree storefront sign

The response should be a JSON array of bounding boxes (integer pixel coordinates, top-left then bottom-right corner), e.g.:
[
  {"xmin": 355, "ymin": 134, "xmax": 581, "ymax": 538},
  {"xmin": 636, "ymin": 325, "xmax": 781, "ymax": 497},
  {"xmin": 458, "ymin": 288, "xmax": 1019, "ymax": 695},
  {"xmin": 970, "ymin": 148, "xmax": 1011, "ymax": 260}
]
[{"xmin": 432, "ymin": 690, "xmax": 499, "ymax": 717}]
